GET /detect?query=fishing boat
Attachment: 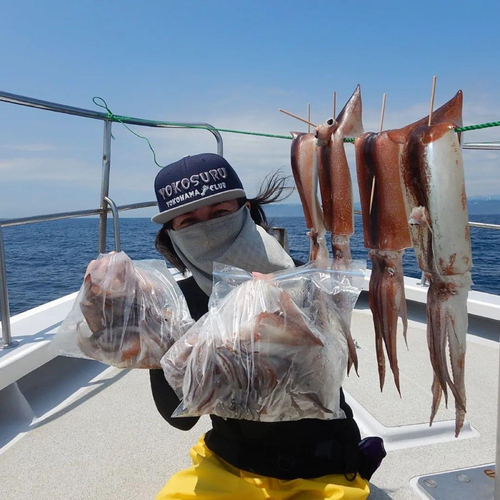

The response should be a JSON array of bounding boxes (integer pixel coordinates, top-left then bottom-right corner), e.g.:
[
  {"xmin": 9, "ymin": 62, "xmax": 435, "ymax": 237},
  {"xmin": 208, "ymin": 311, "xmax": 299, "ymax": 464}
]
[{"xmin": 0, "ymin": 91, "xmax": 498, "ymax": 499}]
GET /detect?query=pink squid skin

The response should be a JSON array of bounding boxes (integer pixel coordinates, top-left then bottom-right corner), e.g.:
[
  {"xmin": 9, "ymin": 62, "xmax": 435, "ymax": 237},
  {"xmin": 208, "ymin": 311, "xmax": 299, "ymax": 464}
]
[
  {"xmin": 179, "ymin": 288, "xmax": 329, "ymax": 418},
  {"xmin": 315, "ymin": 85, "xmax": 363, "ymax": 263},
  {"xmin": 299, "ymin": 87, "xmax": 363, "ymax": 376},
  {"xmin": 400, "ymin": 93, "xmax": 472, "ymax": 436},
  {"xmin": 315, "ymin": 118, "xmax": 338, "ymax": 234},
  {"xmin": 426, "ymin": 277, "xmax": 469, "ymax": 436},
  {"xmin": 251, "ymin": 311, "xmax": 322, "ymax": 346},
  {"xmin": 387, "ymin": 90, "xmax": 463, "ymax": 147},
  {"xmin": 351, "ymin": 89, "xmax": 465, "ymax": 420},
  {"xmin": 290, "ymin": 132, "xmax": 329, "ymax": 261},
  {"xmin": 238, "ymin": 290, "xmax": 324, "ymax": 347},
  {"xmin": 368, "ymin": 250, "xmax": 408, "ymax": 395},
  {"xmin": 78, "ymin": 252, "xmax": 174, "ymax": 368},
  {"xmin": 355, "ymin": 131, "xmax": 411, "ymax": 394}
]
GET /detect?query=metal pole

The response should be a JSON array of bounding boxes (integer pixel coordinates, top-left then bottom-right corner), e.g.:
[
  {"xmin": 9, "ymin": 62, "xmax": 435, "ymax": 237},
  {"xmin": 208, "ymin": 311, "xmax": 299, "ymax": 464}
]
[
  {"xmin": 271, "ymin": 227, "xmax": 289, "ymax": 253},
  {"xmin": 496, "ymin": 153, "xmax": 500, "ymax": 500},
  {"xmin": 463, "ymin": 142, "xmax": 500, "ymax": 150},
  {"xmin": 104, "ymin": 197, "xmax": 121, "ymax": 252},
  {"xmin": 0, "ymin": 226, "xmax": 14, "ymax": 348},
  {"xmin": 215, "ymin": 132, "xmax": 223, "ymax": 156},
  {"xmin": 496, "ymin": 351, "xmax": 500, "ymax": 499},
  {"xmin": 98, "ymin": 120, "xmax": 112, "ymax": 254}
]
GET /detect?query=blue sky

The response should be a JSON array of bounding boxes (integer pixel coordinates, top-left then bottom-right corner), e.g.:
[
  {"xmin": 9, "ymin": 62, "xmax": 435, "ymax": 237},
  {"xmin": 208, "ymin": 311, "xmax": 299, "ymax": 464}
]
[{"xmin": 1, "ymin": 0, "xmax": 499, "ymax": 218}]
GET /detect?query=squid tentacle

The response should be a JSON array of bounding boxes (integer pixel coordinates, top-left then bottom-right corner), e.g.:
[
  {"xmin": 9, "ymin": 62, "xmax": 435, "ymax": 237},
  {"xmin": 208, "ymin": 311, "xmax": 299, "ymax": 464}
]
[
  {"xmin": 430, "ymin": 373, "xmax": 443, "ymax": 425},
  {"xmin": 369, "ymin": 250, "xmax": 407, "ymax": 395},
  {"xmin": 427, "ymin": 276, "xmax": 469, "ymax": 435},
  {"xmin": 369, "ymin": 265, "xmax": 386, "ymax": 390}
]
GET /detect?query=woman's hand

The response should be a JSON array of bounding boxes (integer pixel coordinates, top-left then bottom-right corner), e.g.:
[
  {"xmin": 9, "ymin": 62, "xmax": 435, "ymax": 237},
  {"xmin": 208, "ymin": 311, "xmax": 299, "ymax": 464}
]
[{"xmin": 251, "ymin": 271, "xmax": 275, "ymax": 281}]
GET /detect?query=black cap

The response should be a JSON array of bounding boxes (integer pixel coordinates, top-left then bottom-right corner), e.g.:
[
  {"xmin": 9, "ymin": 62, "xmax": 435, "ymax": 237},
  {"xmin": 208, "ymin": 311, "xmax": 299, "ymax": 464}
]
[{"xmin": 152, "ymin": 153, "xmax": 246, "ymax": 224}]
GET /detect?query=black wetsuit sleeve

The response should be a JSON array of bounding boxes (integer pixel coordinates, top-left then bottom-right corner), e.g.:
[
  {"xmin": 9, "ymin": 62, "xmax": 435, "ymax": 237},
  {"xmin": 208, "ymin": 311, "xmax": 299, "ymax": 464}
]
[
  {"xmin": 149, "ymin": 369, "xmax": 200, "ymax": 431},
  {"xmin": 149, "ymin": 276, "xmax": 208, "ymax": 431}
]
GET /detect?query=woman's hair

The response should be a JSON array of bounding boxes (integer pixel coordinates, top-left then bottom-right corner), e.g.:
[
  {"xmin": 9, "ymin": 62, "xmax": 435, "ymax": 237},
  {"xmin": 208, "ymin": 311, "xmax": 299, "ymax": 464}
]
[{"xmin": 155, "ymin": 170, "xmax": 294, "ymax": 274}]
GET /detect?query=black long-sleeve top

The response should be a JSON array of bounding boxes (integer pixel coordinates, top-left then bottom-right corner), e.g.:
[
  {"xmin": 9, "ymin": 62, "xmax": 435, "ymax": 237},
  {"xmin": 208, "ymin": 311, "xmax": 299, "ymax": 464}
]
[{"xmin": 150, "ymin": 275, "xmax": 362, "ymax": 480}]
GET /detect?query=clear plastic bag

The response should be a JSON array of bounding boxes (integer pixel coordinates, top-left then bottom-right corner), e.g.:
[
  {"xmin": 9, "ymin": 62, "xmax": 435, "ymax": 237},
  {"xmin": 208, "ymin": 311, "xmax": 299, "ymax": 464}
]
[
  {"xmin": 53, "ymin": 251, "xmax": 194, "ymax": 369},
  {"xmin": 162, "ymin": 260, "xmax": 365, "ymax": 421}
]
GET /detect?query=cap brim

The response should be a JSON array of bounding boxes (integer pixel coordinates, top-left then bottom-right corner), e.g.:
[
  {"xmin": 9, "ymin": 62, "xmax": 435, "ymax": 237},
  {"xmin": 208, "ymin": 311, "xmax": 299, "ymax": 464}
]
[{"xmin": 151, "ymin": 188, "xmax": 246, "ymax": 224}]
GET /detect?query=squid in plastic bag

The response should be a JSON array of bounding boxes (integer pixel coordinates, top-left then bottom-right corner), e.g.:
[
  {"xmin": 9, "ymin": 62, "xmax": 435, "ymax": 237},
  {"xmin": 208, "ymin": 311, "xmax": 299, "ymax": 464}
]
[
  {"xmin": 162, "ymin": 260, "xmax": 365, "ymax": 422},
  {"xmin": 54, "ymin": 251, "xmax": 194, "ymax": 369}
]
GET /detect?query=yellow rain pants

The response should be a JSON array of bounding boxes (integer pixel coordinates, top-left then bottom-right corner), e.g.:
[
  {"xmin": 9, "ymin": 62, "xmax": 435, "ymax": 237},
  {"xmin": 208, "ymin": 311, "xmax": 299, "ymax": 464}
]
[{"xmin": 156, "ymin": 437, "xmax": 370, "ymax": 500}]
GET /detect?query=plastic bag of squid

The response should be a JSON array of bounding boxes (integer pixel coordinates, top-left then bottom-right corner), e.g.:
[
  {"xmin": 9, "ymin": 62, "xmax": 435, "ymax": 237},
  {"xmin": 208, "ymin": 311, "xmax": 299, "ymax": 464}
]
[
  {"xmin": 162, "ymin": 260, "xmax": 365, "ymax": 422},
  {"xmin": 54, "ymin": 251, "xmax": 194, "ymax": 369}
]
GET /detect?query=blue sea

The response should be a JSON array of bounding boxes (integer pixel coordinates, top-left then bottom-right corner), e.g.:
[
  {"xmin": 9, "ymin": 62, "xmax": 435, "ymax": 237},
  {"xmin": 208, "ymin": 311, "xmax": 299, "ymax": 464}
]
[{"xmin": 1, "ymin": 214, "xmax": 499, "ymax": 318}]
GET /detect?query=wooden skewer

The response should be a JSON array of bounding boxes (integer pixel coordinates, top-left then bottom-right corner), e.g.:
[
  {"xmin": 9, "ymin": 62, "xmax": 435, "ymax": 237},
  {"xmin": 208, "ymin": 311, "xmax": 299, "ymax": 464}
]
[
  {"xmin": 278, "ymin": 108, "xmax": 317, "ymax": 128},
  {"xmin": 369, "ymin": 93, "xmax": 387, "ymax": 215},
  {"xmin": 379, "ymin": 93, "xmax": 387, "ymax": 132},
  {"xmin": 307, "ymin": 103, "xmax": 311, "ymax": 133},
  {"xmin": 333, "ymin": 91, "xmax": 337, "ymax": 119},
  {"xmin": 428, "ymin": 75, "xmax": 437, "ymax": 126}
]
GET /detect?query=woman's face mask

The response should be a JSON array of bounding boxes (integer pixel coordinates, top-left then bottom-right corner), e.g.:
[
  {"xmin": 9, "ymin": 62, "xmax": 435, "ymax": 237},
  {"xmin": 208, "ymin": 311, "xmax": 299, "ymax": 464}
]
[{"xmin": 168, "ymin": 205, "xmax": 294, "ymax": 295}]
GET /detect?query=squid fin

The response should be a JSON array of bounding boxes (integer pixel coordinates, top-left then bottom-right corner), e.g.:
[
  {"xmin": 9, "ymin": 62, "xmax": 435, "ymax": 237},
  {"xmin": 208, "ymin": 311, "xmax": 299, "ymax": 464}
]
[{"xmin": 335, "ymin": 84, "xmax": 364, "ymax": 139}]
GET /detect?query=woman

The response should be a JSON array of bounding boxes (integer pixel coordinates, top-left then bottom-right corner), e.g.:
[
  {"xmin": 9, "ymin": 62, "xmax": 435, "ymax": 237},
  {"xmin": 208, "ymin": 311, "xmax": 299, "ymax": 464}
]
[{"xmin": 150, "ymin": 153, "xmax": 380, "ymax": 499}]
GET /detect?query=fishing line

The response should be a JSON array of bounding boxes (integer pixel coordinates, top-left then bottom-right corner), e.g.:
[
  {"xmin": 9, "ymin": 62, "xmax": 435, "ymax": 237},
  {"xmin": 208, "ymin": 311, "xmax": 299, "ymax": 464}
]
[{"xmin": 93, "ymin": 97, "xmax": 500, "ymax": 168}]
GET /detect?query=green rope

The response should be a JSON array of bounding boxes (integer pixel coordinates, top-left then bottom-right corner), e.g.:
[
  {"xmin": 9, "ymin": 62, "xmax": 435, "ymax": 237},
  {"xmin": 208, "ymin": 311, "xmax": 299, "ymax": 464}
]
[
  {"xmin": 93, "ymin": 97, "xmax": 168, "ymax": 168},
  {"xmin": 209, "ymin": 128, "xmax": 293, "ymax": 140},
  {"xmin": 93, "ymin": 97, "xmax": 500, "ymax": 167},
  {"xmin": 455, "ymin": 121, "xmax": 500, "ymax": 132}
]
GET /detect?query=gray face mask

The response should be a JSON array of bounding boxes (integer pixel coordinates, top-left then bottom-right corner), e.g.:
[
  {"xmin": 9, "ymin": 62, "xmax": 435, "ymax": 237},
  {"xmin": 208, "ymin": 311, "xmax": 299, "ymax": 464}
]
[{"xmin": 168, "ymin": 205, "xmax": 295, "ymax": 295}]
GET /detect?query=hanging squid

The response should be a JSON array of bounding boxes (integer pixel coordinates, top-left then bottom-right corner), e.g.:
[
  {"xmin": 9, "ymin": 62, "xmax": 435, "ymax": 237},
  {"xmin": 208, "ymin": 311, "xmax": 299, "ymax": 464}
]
[
  {"xmin": 290, "ymin": 88, "xmax": 363, "ymax": 373},
  {"xmin": 354, "ymin": 90, "xmax": 467, "ymax": 405},
  {"xmin": 316, "ymin": 85, "xmax": 364, "ymax": 265},
  {"xmin": 399, "ymin": 91, "xmax": 472, "ymax": 436},
  {"xmin": 290, "ymin": 131, "xmax": 329, "ymax": 262},
  {"xmin": 355, "ymin": 131, "xmax": 411, "ymax": 394}
]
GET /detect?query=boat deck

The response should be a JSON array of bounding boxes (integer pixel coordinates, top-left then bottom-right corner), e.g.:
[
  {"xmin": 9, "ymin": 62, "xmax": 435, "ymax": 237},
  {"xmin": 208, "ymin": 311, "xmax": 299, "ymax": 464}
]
[
  {"xmin": 345, "ymin": 307, "xmax": 497, "ymax": 498},
  {"xmin": 0, "ymin": 290, "xmax": 498, "ymax": 499}
]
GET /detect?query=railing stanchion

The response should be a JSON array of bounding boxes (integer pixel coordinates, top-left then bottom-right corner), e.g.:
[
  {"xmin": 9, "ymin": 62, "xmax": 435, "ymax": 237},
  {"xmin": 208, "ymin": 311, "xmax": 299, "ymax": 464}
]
[
  {"xmin": 104, "ymin": 197, "xmax": 121, "ymax": 252},
  {"xmin": 98, "ymin": 120, "xmax": 112, "ymax": 254},
  {"xmin": 420, "ymin": 272, "xmax": 427, "ymax": 286},
  {"xmin": 496, "ymin": 349, "xmax": 500, "ymax": 499},
  {"xmin": 210, "ymin": 129, "xmax": 223, "ymax": 156},
  {"xmin": 271, "ymin": 227, "xmax": 289, "ymax": 253},
  {"xmin": 0, "ymin": 226, "xmax": 15, "ymax": 348}
]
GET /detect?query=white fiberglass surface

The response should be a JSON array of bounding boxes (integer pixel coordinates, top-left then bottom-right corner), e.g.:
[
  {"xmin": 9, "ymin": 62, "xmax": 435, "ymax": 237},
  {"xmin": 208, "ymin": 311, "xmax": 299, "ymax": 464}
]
[{"xmin": 0, "ymin": 291, "xmax": 497, "ymax": 499}]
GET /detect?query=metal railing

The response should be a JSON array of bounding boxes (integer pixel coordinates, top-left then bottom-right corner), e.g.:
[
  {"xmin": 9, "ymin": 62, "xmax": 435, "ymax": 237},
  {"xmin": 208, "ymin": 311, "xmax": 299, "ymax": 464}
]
[
  {"xmin": 463, "ymin": 142, "xmax": 500, "ymax": 150},
  {"xmin": 353, "ymin": 210, "xmax": 500, "ymax": 231},
  {"xmin": 103, "ymin": 197, "xmax": 122, "ymax": 252},
  {"xmin": 354, "ymin": 208, "xmax": 500, "ymax": 288},
  {"xmin": 0, "ymin": 198, "xmax": 150, "ymax": 348},
  {"xmin": 0, "ymin": 91, "xmax": 224, "ymax": 348},
  {"xmin": 0, "ymin": 91, "xmax": 224, "ymax": 155}
]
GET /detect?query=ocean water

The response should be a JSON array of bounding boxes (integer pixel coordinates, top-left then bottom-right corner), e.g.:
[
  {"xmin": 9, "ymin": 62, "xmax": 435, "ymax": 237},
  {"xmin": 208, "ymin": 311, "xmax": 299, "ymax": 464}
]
[{"xmin": 1, "ymin": 214, "xmax": 499, "ymax": 318}]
